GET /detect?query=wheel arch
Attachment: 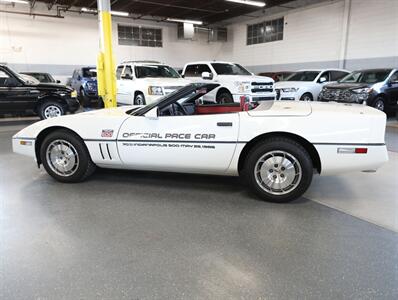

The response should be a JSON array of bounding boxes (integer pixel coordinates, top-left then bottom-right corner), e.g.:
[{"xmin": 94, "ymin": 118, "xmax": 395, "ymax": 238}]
[
  {"xmin": 216, "ymin": 87, "xmax": 232, "ymax": 98},
  {"xmin": 37, "ymin": 95, "xmax": 67, "ymax": 109},
  {"xmin": 134, "ymin": 90, "xmax": 145, "ymax": 98},
  {"xmin": 237, "ymin": 131, "xmax": 321, "ymax": 174},
  {"xmin": 34, "ymin": 126, "xmax": 83, "ymax": 166}
]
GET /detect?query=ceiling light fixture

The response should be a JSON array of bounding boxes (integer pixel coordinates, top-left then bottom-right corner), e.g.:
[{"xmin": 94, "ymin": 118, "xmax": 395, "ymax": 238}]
[
  {"xmin": 0, "ymin": 0, "xmax": 29, "ymax": 4},
  {"xmin": 226, "ymin": 0, "xmax": 266, "ymax": 7},
  {"xmin": 166, "ymin": 18, "xmax": 203, "ymax": 25},
  {"xmin": 81, "ymin": 7, "xmax": 97, "ymax": 13},
  {"xmin": 110, "ymin": 10, "xmax": 129, "ymax": 17}
]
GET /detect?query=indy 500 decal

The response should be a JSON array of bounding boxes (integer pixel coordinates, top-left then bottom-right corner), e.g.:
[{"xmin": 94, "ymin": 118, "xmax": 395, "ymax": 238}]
[{"xmin": 122, "ymin": 132, "xmax": 216, "ymax": 140}]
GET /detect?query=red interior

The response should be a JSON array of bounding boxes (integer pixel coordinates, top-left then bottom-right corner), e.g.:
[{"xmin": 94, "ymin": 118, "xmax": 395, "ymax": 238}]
[{"xmin": 196, "ymin": 103, "xmax": 242, "ymax": 114}]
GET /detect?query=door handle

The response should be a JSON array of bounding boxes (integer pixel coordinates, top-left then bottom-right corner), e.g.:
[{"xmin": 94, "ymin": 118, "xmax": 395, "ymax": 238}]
[{"xmin": 217, "ymin": 122, "xmax": 233, "ymax": 127}]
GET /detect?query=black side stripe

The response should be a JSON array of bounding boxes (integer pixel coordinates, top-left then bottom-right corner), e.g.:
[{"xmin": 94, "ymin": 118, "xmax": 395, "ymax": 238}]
[
  {"xmin": 99, "ymin": 143, "xmax": 105, "ymax": 159},
  {"xmin": 106, "ymin": 143, "xmax": 112, "ymax": 160},
  {"xmin": 313, "ymin": 143, "xmax": 385, "ymax": 146}
]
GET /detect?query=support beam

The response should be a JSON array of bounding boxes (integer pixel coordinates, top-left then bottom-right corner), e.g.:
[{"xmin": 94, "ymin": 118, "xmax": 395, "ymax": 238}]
[
  {"xmin": 339, "ymin": 0, "xmax": 351, "ymax": 69},
  {"xmin": 96, "ymin": 0, "xmax": 117, "ymax": 108}
]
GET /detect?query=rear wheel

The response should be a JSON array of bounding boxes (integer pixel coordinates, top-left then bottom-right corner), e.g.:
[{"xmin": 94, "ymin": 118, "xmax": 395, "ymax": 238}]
[
  {"xmin": 40, "ymin": 130, "xmax": 96, "ymax": 182},
  {"xmin": 241, "ymin": 137, "xmax": 313, "ymax": 203},
  {"xmin": 300, "ymin": 93, "xmax": 313, "ymax": 101},
  {"xmin": 39, "ymin": 101, "xmax": 65, "ymax": 119}
]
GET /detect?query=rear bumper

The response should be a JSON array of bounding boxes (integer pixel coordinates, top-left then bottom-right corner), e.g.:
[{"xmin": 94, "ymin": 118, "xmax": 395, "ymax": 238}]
[{"xmin": 315, "ymin": 144, "xmax": 388, "ymax": 175}]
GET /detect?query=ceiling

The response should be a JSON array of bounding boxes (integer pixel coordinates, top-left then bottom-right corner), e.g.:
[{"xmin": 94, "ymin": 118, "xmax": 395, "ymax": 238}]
[{"xmin": 36, "ymin": 0, "xmax": 295, "ymax": 24}]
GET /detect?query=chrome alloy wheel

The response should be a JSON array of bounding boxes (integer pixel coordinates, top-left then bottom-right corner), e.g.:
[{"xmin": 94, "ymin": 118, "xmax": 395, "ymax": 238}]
[
  {"xmin": 44, "ymin": 105, "xmax": 62, "ymax": 118},
  {"xmin": 46, "ymin": 140, "xmax": 79, "ymax": 177},
  {"xmin": 254, "ymin": 150, "xmax": 302, "ymax": 195},
  {"xmin": 374, "ymin": 99, "xmax": 385, "ymax": 111}
]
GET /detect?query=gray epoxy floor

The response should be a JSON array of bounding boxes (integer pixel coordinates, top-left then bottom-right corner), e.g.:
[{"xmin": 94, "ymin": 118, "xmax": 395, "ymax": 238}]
[{"xmin": 1, "ymin": 128, "xmax": 398, "ymax": 299}]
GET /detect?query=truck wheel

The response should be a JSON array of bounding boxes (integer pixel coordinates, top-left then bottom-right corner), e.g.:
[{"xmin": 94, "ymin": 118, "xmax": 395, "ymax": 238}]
[
  {"xmin": 134, "ymin": 93, "xmax": 146, "ymax": 105},
  {"xmin": 39, "ymin": 101, "xmax": 65, "ymax": 119},
  {"xmin": 300, "ymin": 93, "xmax": 313, "ymax": 101},
  {"xmin": 40, "ymin": 130, "xmax": 96, "ymax": 183},
  {"xmin": 217, "ymin": 91, "xmax": 234, "ymax": 103},
  {"xmin": 241, "ymin": 137, "xmax": 313, "ymax": 203}
]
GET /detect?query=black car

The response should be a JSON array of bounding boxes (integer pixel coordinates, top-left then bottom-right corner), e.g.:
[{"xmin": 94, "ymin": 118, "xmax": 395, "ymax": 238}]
[
  {"xmin": 20, "ymin": 72, "xmax": 60, "ymax": 84},
  {"xmin": 319, "ymin": 68, "xmax": 398, "ymax": 112},
  {"xmin": 0, "ymin": 65, "xmax": 80, "ymax": 119}
]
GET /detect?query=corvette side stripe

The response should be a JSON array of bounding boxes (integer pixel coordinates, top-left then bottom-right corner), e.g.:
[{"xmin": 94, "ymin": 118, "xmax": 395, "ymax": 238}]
[
  {"xmin": 84, "ymin": 139, "xmax": 247, "ymax": 144},
  {"xmin": 313, "ymin": 143, "xmax": 385, "ymax": 146}
]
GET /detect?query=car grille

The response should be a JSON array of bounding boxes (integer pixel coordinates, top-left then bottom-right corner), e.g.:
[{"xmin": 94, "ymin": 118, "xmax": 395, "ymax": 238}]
[
  {"xmin": 321, "ymin": 89, "xmax": 352, "ymax": 101},
  {"xmin": 251, "ymin": 82, "xmax": 274, "ymax": 94}
]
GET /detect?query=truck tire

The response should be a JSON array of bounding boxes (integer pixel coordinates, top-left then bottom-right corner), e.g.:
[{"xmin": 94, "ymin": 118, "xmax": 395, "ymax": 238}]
[{"xmin": 39, "ymin": 101, "xmax": 65, "ymax": 119}]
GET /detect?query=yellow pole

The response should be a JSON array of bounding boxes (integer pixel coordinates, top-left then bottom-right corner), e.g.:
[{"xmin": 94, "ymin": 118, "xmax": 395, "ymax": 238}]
[{"xmin": 97, "ymin": 0, "xmax": 116, "ymax": 108}]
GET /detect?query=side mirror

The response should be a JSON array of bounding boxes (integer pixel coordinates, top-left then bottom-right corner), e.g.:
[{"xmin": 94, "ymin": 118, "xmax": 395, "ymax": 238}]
[
  {"xmin": 56, "ymin": 80, "xmax": 61, "ymax": 83},
  {"xmin": 144, "ymin": 107, "xmax": 158, "ymax": 120},
  {"xmin": 77, "ymin": 75, "xmax": 82, "ymax": 81},
  {"xmin": 5, "ymin": 77, "xmax": 19, "ymax": 87},
  {"xmin": 201, "ymin": 71, "xmax": 213, "ymax": 80},
  {"xmin": 319, "ymin": 77, "xmax": 327, "ymax": 83}
]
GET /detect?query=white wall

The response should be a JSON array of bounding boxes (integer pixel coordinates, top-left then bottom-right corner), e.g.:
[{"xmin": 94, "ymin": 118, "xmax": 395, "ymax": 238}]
[
  {"xmin": 220, "ymin": 0, "xmax": 398, "ymax": 72},
  {"xmin": 0, "ymin": 2, "xmax": 224, "ymax": 80}
]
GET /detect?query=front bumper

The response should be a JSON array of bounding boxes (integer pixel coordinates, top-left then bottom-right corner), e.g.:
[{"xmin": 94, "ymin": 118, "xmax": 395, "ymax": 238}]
[
  {"xmin": 276, "ymin": 89, "xmax": 300, "ymax": 101},
  {"xmin": 12, "ymin": 137, "xmax": 36, "ymax": 159}
]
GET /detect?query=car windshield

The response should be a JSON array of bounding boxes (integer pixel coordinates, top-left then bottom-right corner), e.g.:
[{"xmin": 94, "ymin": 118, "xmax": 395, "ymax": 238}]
[
  {"xmin": 82, "ymin": 68, "xmax": 97, "ymax": 78},
  {"xmin": 24, "ymin": 73, "xmax": 54, "ymax": 83},
  {"xmin": 135, "ymin": 65, "xmax": 180, "ymax": 78},
  {"xmin": 211, "ymin": 63, "xmax": 252, "ymax": 75},
  {"xmin": 285, "ymin": 71, "xmax": 320, "ymax": 81},
  {"xmin": 339, "ymin": 70, "xmax": 391, "ymax": 83},
  {"xmin": 20, "ymin": 74, "xmax": 40, "ymax": 84}
]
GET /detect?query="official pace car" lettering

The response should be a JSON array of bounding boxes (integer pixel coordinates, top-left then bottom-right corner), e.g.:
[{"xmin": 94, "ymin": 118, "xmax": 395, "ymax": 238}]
[{"xmin": 122, "ymin": 132, "xmax": 216, "ymax": 140}]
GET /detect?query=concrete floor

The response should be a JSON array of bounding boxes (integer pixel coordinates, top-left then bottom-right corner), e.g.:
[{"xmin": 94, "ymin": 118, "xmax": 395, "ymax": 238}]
[{"xmin": 1, "ymin": 124, "xmax": 398, "ymax": 299}]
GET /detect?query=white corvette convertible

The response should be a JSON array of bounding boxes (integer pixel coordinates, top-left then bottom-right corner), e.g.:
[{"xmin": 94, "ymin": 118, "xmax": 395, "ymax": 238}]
[{"xmin": 13, "ymin": 83, "xmax": 388, "ymax": 203}]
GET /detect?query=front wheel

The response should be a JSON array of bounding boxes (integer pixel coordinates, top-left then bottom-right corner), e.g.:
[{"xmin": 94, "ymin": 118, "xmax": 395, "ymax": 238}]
[
  {"xmin": 134, "ymin": 93, "xmax": 146, "ymax": 105},
  {"xmin": 372, "ymin": 97, "xmax": 385, "ymax": 112},
  {"xmin": 40, "ymin": 130, "xmax": 96, "ymax": 183},
  {"xmin": 39, "ymin": 101, "xmax": 65, "ymax": 119},
  {"xmin": 241, "ymin": 137, "xmax": 313, "ymax": 203},
  {"xmin": 300, "ymin": 93, "xmax": 313, "ymax": 101}
]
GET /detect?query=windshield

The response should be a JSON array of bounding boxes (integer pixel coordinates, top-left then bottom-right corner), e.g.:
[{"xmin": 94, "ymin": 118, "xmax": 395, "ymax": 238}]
[
  {"xmin": 24, "ymin": 73, "xmax": 54, "ymax": 83},
  {"xmin": 82, "ymin": 68, "xmax": 97, "ymax": 78},
  {"xmin": 211, "ymin": 63, "xmax": 252, "ymax": 76},
  {"xmin": 135, "ymin": 65, "xmax": 180, "ymax": 79},
  {"xmin": 20, "ymin": 74, "xmax": 40, "ymax": 84},
  {"xmin": 339, "ymin": 70, "xmax": 391, "ymax": 84},
  {"xmin": 285, "ymin": 71, "xmax": 320, "ymax": 81}
]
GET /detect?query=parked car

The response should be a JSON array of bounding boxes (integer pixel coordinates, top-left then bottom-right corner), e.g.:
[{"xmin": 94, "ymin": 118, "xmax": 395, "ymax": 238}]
[
  {"xmin": 275, "ymin": 69, "xmax": 350, "ymax": 101},
  {"xmin": 318, "ymin": 68, "xmax": 398, "ymax": 112},
  {"xmin": 258, "ymin": 71, "xmax": 293, "ymax": 82},
  {"xmin": 20, "ymin": 72, "xmax": 60, "ymax": 84},
  {"xmin": 71, "ymin": 66, "xmax": 101, "ymax": 108},
  {"xmin": 182, "ymin": 61, "xmax": 275, "ymax": 103},
  {"xmin": 116, "ymin": 61, "xmax": 189, "ymax": 105},
  {"xmin": 0, "ymin": 65, "xmax": 79, "ymax": 119},
  {"xmin": 13, "ymin": 83, "xmax": 388, "ymax": 203}
]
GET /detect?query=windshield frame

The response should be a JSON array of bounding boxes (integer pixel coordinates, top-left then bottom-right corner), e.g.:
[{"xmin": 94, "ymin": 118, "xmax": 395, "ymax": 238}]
[
  {"xmin": 130, "ymin": 83, "xmax": 220, "ymax": 116},
  {"xmin": 211, "ymin": 63, "xmax": 252, "ymax": 76}
]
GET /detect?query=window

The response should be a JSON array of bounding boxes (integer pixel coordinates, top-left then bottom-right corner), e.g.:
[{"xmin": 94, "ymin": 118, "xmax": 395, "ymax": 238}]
[
  {"xmin": 118, "ymin": 25, "xmax": 162, "ymax": 47},
  {"xmin": 340, "ymin": 70, "xmax": 391, "ymax": 84},
  {"xmin": 0, "ymin": 70, "xmax": 10, "ymax": 87},
  {"xmin": 247, "ymin": 17, "xmax": 284, "ymax": 45},
  {"xmin": 330, "ymin": 71, "xmax": 349, "ymax": 81},
  {"xmin": 116, "ymin": 66, "xmax": 124, "ymax": 79},
  {"xmin": 286, "ymin": 71, "xmax": 320, "ymax": 82},
  {"xmin": 211, "ymin": 63, "xmax": 251, "ymax": 75},
  {"xmin": 318, "ymin": 71, "xmax": 331, "ymax": 82},
  {"xmin": 389, "ymin": 71, "xmax": 398, "ymax": 82},
  {"xmin": 134, "ymin": 65, "xmax": 180, "ymax": 79},
  {"xmin": 122, "ymin": 66, "xmax": 133, "ymax": 78},
  {"xmin": 184, "ymin": 64, "xmax": 211, "ymax": 77}
]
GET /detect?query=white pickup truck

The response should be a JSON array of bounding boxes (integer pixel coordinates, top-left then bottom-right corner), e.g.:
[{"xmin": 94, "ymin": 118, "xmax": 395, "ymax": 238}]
[
  {"xmin": 116, "ymin": 61, "xmax": 189, "ymax": 105},
  {"xmin": 181, "ymin": 61, "xmax": 276, "ymax": 103}
]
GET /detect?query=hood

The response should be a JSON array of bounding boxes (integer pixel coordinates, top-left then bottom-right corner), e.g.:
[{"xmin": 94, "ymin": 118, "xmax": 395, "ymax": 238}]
[
  {"xmin": 323, "ymin": 82, "xmax": 371, "ymax": 90},
  {"xmin": 217, "ymin": 75, "xmax": 274, "ymax": 83},
  {"xmin": 140, "ymin": 77, "xmax": 190, "ymax": 86},
  {"xmin": 26, "ymin": 82, "xmax": 73, "ymax": 92},
  {"xmin": 275, "ymin": 81, "xmax": 315, "ymax": 88}
]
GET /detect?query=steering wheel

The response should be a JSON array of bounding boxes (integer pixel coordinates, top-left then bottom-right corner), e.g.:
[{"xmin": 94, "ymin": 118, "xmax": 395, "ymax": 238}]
[{"xmin": 171, "ymin": 102, "xmax": 187, "ymax": 116}]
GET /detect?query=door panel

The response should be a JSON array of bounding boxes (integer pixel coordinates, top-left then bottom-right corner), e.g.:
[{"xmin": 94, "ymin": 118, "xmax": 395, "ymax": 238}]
[{"xmin": 117, "ymin": 113, "xmax": 240, "ymax": 174}]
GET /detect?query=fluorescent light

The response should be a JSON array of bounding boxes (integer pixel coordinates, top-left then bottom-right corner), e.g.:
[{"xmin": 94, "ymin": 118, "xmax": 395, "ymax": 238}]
[
  {"xmin": 110, "ymin": 10, "xmax": 129, "ymax": 17},
  {"xmin": 166, "ymin": 18, "xmax": 203, "ymax": 25},
  {"xmin": 226, "ymin": 0, "xmax": 266, "ymax": 7},
  {"xmin": 81, "ymin": 7, "xmax": 129, "ymax": 17},
  {"xmin": 0, "ymin": 0, "xmax": 29, "ymax": 4}
]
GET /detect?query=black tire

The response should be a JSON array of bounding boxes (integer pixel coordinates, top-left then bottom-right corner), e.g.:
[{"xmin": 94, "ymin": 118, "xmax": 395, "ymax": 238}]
[
  {"xmin": 241, "ymin": 137, "xmax": 313, "ymax": 203},
  {"xmin": 134, "ymin": 93, "xmax": 146, "ymax": 105},
  {"xmin": 80, "ymin": 88, "xmax": 91, "ymax": 108},
  {"xmin": 40, "ymin": 130, "xmax": 96, "ymax": 183},
  {"xmin": 216, "ymin": 91, "xmax": 234, "ymax": 103},
  {"xmin": 371, "ymin": 97, "xmax": 386, "ymax": 112},
  {"xmin": 38, "ymin": 101, "xmax": 65, "ymax": 120},
  {"xmin": 300, "ymin": 93, "xmax": 313, "ymax": 101}
]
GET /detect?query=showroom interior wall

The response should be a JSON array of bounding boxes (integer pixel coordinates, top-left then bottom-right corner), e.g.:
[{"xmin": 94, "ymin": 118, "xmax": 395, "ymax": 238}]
[
  {"xmin": 225, "ymin": 0, "xmax": 398, "ymax": 73},
  {"xmin": 0, "ymin": 2, "xmax": 226, "ymax": 82},
  {"xmin": 0, "ymin": 0, "xmax": 397, "ymax": 80}
]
